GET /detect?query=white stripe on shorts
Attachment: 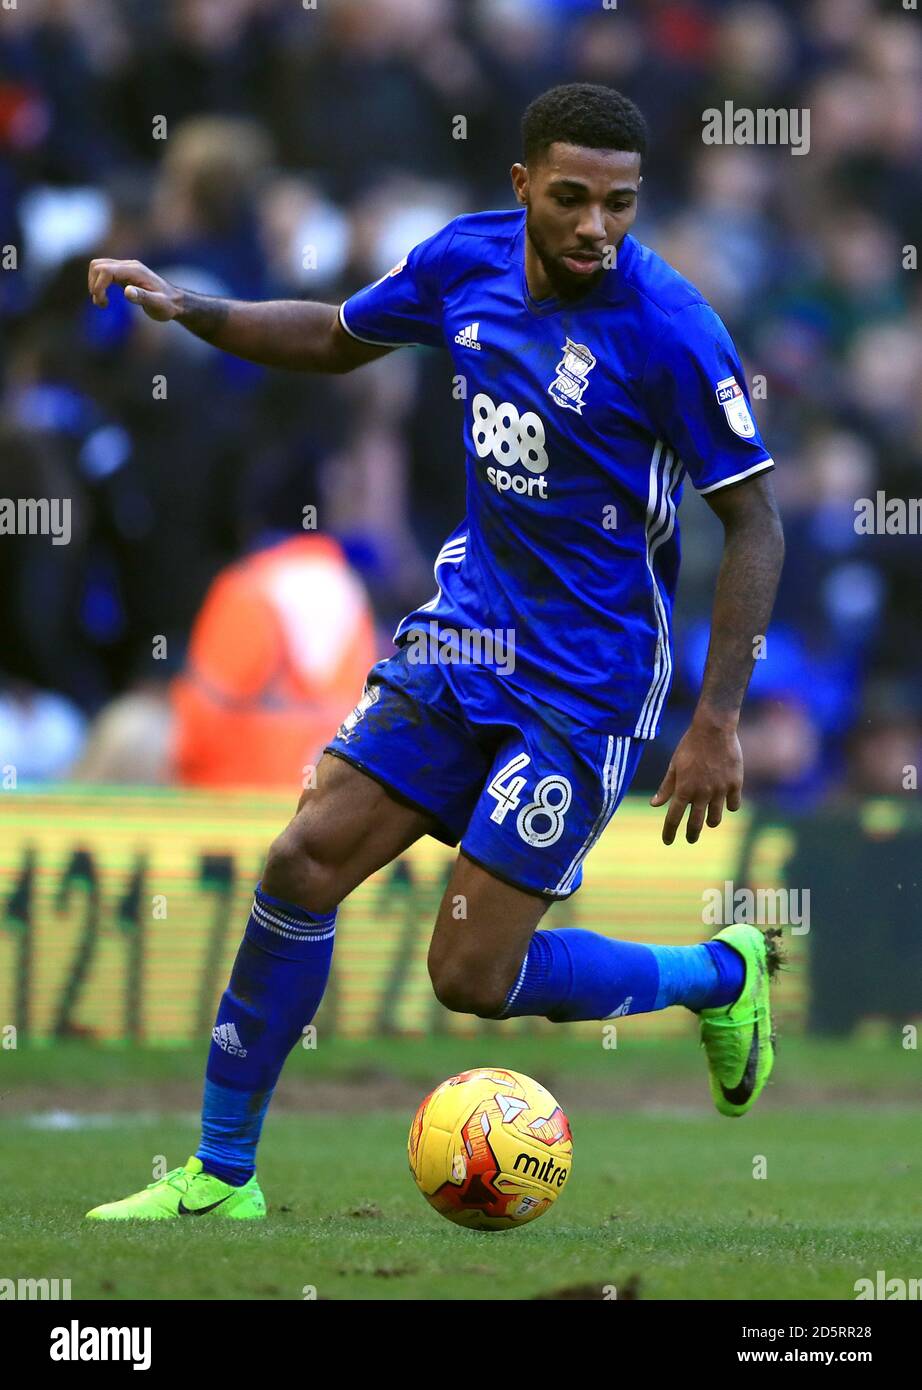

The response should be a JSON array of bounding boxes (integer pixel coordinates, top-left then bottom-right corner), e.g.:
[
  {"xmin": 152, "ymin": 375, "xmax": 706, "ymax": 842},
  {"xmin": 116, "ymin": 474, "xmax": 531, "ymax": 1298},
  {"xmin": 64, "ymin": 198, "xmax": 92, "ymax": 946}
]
[{"xmin": 554, "ymin": 735, "xmax": 632, "ymax": 896}]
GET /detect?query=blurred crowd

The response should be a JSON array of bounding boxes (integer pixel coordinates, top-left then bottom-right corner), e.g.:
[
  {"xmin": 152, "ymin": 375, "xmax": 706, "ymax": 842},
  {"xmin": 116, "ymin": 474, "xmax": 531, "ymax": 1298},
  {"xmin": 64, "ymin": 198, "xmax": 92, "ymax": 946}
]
[{"xmin": 1, "ymin": 0, "xmax": 921, "ymax": 803}]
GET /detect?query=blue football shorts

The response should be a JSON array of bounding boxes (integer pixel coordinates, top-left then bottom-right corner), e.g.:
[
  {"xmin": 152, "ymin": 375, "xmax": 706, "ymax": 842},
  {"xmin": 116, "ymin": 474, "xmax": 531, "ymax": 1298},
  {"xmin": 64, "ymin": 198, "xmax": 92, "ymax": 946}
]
[{"xmin": 325, "ymin": 644, "xmax": 645, "ymax": 899}]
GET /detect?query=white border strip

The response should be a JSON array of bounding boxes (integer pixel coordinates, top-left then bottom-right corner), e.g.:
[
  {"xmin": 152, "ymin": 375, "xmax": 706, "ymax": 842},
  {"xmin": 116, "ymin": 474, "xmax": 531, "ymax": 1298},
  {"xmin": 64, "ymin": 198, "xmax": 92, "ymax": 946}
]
[
  {"xmin": 337, "ymin": 302, "xmax": 420, "ymax": 349},
  {"xmin": 253, "ymin": 900, "xmax": 336, "ymax": 941},
  {"xmin": 395, "ymin": 535, "xmax": 468, "ymax": 634},
  {"xmin": 697, "ymin": 457, "xmax": 775, "ymax": 495},
  {"xmin": 555, "ymin": 735, "xmax": 629, "ymax": 896},
  {"xmin": 501, "ymin": 954, "xmax": 530, "ymax": 1016},
  {"xmin": 635, "ymin": 443, "xmax": 681, "ymax": 739}
]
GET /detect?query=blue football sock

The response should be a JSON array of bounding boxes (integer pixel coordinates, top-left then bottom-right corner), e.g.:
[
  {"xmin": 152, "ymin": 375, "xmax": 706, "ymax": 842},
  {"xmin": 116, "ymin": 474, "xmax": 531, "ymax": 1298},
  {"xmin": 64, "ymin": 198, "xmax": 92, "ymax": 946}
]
[
  {"xmin": 196, "ymin": 884, "xmax": 335, "ymax": 1186},
  {"xmin": 501, "ymin": 928, "xmax": 744, "ymax": 1021}
]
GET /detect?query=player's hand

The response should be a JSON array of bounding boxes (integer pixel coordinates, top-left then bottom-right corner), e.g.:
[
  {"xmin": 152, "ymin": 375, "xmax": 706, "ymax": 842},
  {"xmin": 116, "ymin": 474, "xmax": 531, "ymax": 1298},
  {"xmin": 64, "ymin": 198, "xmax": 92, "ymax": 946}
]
[
  {"xmin": 650, "ymin": 717, "xmax": 743, "ymax": 845},
  {"xmin": 87, "ymin": 258, "xmax": 181, "ymax": 321}
]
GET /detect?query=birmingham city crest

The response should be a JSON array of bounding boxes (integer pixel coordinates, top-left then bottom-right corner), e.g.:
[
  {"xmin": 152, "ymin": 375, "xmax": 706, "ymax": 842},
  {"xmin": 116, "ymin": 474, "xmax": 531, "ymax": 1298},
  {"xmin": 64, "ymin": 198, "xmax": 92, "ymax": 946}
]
[{"xmin": 548, "ymin": 338, "xmax": 597, "ymax": 414}]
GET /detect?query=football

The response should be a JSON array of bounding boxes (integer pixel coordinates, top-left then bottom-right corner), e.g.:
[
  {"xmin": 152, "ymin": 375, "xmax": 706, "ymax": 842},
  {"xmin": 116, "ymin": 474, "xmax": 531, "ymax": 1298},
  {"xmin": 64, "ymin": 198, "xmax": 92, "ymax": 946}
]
[{"xmin": 407, "ymin": 1067, "xmax": 573, "ymax": 1230}]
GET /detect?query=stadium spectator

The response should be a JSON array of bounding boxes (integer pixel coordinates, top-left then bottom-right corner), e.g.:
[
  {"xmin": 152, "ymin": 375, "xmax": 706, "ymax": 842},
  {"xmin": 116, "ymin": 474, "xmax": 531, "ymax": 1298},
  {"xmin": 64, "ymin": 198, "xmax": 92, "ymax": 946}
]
[
  {"xmin": 1, "ymin": 0, "xmax": 920, "ymax": 791},
  {"xmin": 171, "ymin": 533, "xmax": 376, "ymax": 789}
]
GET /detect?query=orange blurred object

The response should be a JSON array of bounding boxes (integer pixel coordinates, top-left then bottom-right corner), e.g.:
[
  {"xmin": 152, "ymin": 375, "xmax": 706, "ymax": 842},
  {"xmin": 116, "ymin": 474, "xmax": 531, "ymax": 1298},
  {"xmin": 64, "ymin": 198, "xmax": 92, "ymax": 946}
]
[{"xmin": 171, "ymin": 535, "xmax": 376, "ymax": 789}]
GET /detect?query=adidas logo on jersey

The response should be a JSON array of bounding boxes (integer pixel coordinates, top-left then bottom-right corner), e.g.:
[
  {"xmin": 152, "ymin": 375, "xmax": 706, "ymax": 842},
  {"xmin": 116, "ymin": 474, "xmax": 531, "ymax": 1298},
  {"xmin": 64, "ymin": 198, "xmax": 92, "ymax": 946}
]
[
  {"xmin": 454, "ymin": 322, "xmax": 482, "ymax": 350},
  {"xmin": 212, "ymin": 1021, "xmax": 247, "ymax": 1057}
]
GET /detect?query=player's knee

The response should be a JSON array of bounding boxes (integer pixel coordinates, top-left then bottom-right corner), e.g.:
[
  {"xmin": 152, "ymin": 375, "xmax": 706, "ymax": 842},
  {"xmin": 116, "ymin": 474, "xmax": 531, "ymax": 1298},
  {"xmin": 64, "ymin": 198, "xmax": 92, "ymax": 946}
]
[
  {"xmin": 262, "ymin": 828, "xmax": 341, "ymax": 916},
  {"xmin": 429, "ymin": 959, "xmax": 509, "ymax": 1020}
]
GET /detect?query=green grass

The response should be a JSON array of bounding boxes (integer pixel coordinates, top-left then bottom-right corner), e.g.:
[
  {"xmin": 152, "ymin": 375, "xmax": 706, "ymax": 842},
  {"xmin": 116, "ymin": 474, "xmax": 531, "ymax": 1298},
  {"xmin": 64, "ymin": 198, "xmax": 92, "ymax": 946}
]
[
  {"xmin": 5, "ymin": 1032, "xmax": 922, "ymax": 1093},
  {"xmin": 2, "ymin": 1038, "xmax": 921, "ymax": 1300},
  {"xmin": 3, "ymin": 1110, "xmax": 921, "ymax": 1300}
]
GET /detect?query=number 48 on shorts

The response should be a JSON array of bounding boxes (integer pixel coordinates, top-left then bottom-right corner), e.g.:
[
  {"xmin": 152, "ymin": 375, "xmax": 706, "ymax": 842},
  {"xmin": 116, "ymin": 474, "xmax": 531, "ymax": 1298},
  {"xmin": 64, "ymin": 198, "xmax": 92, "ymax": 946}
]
[{"xmin": 487, "ymin": 753, "xmax": 572, "ymax": 848}]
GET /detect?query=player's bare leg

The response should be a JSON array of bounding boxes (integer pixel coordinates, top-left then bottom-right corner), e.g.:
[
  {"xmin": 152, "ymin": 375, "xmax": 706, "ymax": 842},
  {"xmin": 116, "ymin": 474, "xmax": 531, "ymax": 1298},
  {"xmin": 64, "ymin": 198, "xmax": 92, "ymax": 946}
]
[
  {"xmin": 428, "ymin": 851, "xmax": 777, "ymax": 1118},
  {"xmin": 428, "ymin": 853, "xmax": 550, "ymax": 1018},
  {"xmin": 87, "ymin": 754, "xmax": 437, "ymax": 1219},
  {"xmin": 262, "ymin": 752, "xmax": 437, "ymax": 912}
]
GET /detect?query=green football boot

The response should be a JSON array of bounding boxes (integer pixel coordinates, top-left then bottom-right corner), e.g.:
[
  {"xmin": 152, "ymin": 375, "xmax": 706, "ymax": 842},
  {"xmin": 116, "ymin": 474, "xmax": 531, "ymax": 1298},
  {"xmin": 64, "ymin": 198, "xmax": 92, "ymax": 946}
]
[
  {"xmin": 699, "ymin": 924, "xmax": 783, "ymax": 1118},
  {"xmin": 85, "ymin": 1155, "xmax": 266, "ymax": 1220}
]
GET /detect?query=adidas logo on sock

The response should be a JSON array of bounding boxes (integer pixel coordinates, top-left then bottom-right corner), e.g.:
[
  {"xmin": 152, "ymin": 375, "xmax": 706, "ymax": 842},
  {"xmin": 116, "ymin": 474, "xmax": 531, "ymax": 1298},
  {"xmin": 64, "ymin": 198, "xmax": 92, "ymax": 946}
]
[
  {"xmin": 454, "ymin": 321, "xmax": 482, "ymax": 350},
  {"xmin": 212, "ymin": 1021, "xmax": 248, "ymax": 1058}
]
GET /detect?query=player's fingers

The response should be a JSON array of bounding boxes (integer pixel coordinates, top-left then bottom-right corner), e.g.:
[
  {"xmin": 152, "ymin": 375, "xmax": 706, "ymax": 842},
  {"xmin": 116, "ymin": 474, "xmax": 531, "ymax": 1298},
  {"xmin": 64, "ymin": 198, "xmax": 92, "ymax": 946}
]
[
  {"xmin": 88, "ymin": 257, "xmax": 117, "ymax": 285},
  {"xmin": 661, "ymin": 795, "xmax": 687, "ymax": 845},
  {"xmin": 706, "ymin": 795, "xmax": 725, "ymax": 829},
  {"xmin": 88, "ymin": 263, "xmax": 114, "ymax": 307},
  {"xmin": 90, "ymin": 258, "xmax": 158, "ymax": 308},
  {"xmin": 89, "ymin": 259, "xmax": 133, "ymax": 306},
  {"xmin": 685, "ymin": 801, "xmax": 709, "ymax": 844},
  {"xmin": 650, "ymin": 764, "xmax": 676, "ymax": 807},
  {"xmin": 727, "ymin": 784, "xmax": 743, "ymax": 813}
]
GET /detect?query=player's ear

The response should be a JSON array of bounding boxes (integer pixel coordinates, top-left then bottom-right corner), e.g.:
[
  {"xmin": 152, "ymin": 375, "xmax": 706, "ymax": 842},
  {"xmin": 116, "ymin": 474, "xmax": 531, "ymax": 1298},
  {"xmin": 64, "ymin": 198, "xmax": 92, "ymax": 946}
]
[{"xmin": 510, "ymin": 162, "xmax": 528, "ymax": 204}]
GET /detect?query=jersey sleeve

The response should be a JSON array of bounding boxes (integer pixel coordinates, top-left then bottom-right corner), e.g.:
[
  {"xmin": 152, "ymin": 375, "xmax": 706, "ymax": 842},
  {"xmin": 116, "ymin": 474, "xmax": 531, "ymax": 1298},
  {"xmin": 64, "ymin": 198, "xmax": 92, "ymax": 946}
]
[
  {"xmin": 641, "ymin": 301, "xmax": 774, "ymax": 494},
  {"xmin": 337, "ymin": 221, "xmax": 456, "ymax": 350}
]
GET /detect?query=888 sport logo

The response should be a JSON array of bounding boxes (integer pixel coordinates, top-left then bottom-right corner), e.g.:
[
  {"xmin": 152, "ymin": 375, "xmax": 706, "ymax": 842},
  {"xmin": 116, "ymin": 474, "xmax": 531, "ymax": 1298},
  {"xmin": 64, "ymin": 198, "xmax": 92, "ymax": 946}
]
[{"xmin": 472, "ymin": 393, "xmax": 550, "ymax": 499}]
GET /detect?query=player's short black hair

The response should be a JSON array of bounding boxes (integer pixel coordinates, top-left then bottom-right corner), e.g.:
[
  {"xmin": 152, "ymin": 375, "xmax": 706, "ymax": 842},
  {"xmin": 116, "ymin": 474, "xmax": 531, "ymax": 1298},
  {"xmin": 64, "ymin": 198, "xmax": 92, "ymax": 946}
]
[{"xmin": 521, "ymin": 84, "xmax": 647, "ymax": 165}]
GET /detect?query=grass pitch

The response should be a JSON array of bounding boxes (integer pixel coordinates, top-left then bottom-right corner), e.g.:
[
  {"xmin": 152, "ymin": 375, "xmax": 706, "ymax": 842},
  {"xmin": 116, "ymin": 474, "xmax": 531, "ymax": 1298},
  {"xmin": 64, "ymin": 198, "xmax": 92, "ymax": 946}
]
[{"xmin": 3, "ymin": 1037, "xmax": 920, "ymax": 1300}]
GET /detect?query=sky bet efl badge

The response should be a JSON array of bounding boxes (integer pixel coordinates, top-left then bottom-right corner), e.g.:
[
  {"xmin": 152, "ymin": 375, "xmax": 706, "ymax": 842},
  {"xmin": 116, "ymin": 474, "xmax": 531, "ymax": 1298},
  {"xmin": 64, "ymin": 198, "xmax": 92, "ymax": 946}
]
[
  {"xmin": 716, "ymin": 375, "xmax": 756, "ymax": 438},
  {"xmin": 548, "ymin": 338, "xmax": 596, "ymax": 414}
]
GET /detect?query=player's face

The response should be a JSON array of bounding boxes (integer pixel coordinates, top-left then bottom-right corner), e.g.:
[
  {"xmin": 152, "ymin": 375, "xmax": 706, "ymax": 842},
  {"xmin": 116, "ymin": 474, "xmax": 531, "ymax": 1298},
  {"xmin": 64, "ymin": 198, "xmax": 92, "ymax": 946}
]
[{"xmin": 512, "ymin": 143, "xmax": 641, "ymax": 300}]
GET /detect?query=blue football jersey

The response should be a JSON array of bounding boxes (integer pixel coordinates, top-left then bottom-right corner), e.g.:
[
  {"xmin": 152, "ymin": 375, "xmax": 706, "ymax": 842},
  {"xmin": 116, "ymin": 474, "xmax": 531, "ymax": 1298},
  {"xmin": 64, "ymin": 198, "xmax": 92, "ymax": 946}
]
[{"xmin": 339, "ymin": 209, "xmax": 774, "ymax": 737}]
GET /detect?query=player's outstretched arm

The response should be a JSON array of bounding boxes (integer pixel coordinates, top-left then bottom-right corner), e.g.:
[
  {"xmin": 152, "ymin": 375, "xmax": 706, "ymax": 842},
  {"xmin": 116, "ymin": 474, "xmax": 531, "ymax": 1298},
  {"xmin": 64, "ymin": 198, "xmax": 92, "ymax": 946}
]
[
  {"xmin": 87, "ymin": 258, "xmax": 392, "ymax": 373},
  {"xmin": 652, "ymin": 473, "xmax": 785, "ymax": 845}
]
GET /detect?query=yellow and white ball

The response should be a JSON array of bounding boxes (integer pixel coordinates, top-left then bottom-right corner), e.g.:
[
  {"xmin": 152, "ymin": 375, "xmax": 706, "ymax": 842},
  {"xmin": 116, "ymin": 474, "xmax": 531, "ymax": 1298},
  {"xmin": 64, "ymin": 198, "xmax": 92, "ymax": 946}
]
[{"xmin": 408, "ymin": 1067, "xmax": 573, "ymax": 1231}]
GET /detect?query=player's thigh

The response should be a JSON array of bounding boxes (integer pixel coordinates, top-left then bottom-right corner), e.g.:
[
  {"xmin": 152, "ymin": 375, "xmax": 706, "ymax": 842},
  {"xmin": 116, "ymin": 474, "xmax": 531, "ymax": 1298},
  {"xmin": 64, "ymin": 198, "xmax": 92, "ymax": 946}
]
[
  {"xmin": 264, "ymin": 751, "xmax": 434, "ymax": 910},
  {"xmin": 325, "ymin": 645, "xmax": 490, "ymax": 845},
  {"xmin": 427, "ymin": 852, "xmax": 550, "ymax": 1016}
]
